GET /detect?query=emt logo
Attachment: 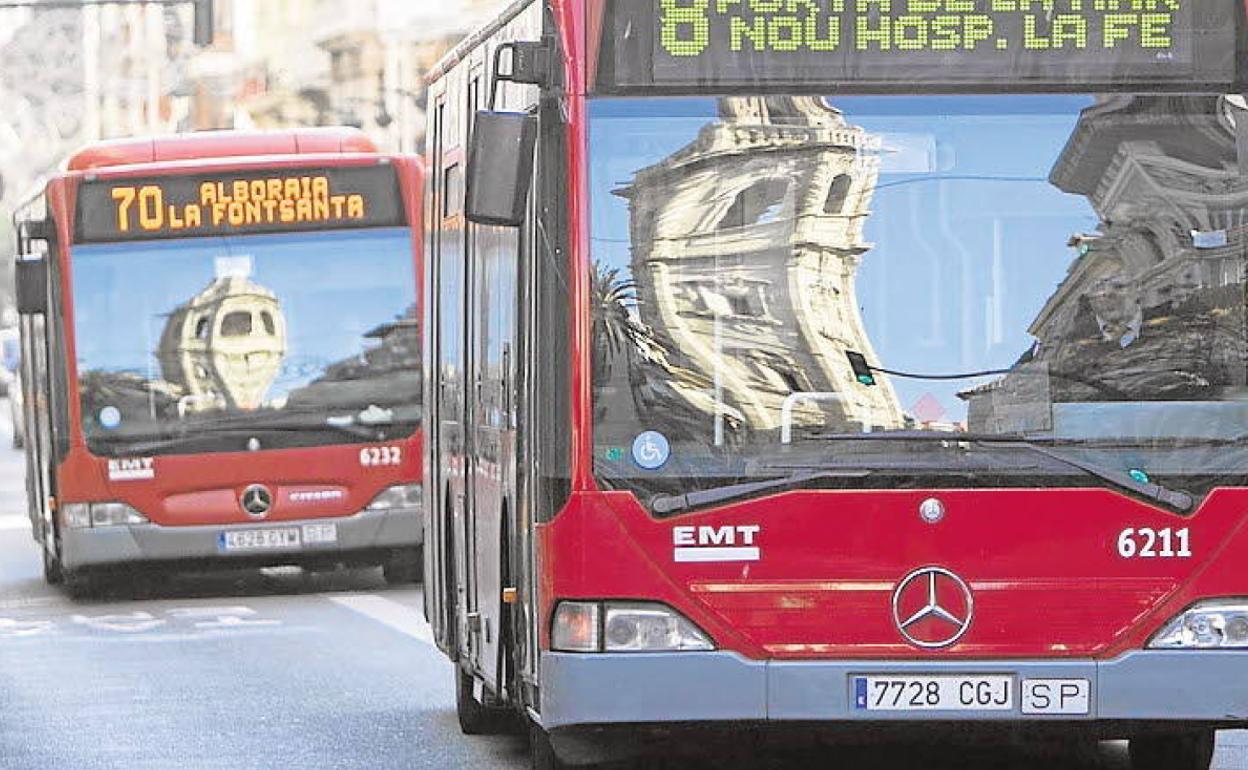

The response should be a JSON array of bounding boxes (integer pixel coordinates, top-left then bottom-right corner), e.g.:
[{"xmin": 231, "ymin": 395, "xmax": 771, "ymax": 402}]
[
  {"xmin": 672, "ymin": 524, "xmax": 761, "ymax": 563},
  {"xmin": 107, "ymin": 457, "xmax": 155, "ymax": 481}
]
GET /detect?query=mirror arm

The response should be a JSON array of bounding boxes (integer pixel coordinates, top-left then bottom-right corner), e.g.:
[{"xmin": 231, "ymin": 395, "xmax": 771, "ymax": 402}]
[
  {"xmin": 24, "ymin": 218, "xmax": 54, "ymax": 243},
  {"xmin": 15, "ymin": 217, "xmax": 55, "ymax": 257},
  {"xmin": 489, "ymin": 39, "xmax": 553, "ymax": 110}
]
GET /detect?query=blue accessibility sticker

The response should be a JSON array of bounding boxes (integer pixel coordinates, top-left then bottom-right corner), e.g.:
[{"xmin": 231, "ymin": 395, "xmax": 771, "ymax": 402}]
[
  {"xmin": 631, "ymin": 431, "xmax": 670, "ymax": 470},
  {"xmin": 99, "ymin": 406, "xmax": 122, "ymax": 429}
]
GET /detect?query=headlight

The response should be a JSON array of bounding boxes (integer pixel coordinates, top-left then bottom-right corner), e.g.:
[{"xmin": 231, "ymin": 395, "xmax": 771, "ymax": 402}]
[
  {"xmin": 61, "ymin": 501, "xmax": 149, "ymax": 529},
  {"xmin": 366, "ymin": 483, "xmax": 422, "ymax": 511},
  {"xmin": 604, "ymin": 602, "xmax": 716, "ymax": 652},
  {"xmin": 552, "ymin": 601, "xmax": 600, "ymax": 652},
  {"xmin": 1149, "ymin": 600, "xmax": 1248, "ymax": 649},
  {"xmin": 552, "ymin": 601, "xmax": 714, "ymax": 653},
  {"xmin": 62, "ymin": 503, "xmax": 91, "ymax": 529}
]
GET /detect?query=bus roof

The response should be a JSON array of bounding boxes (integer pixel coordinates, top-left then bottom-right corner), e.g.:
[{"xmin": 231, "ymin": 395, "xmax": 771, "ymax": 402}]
[
  {"xmin": 426, "ymin": 0, "xmax": 533, "ymax": 84},
  {"xmin": 65, "ymin": 128, "xmax": 379, "ymax": 172}
]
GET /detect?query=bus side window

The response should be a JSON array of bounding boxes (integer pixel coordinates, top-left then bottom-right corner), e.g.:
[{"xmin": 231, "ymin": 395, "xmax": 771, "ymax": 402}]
[{"xmin": 443, "ymin": 165, "xmax": 463, "ymax": 219}]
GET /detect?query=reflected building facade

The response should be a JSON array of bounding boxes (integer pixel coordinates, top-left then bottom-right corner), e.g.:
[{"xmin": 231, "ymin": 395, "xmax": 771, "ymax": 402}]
[
  {"xmin": 613, "ymin": 96, "xmax": 904, "ymax": 443},
  {"xmin": 285, "ymin": 303, "xmax": 420, "ymax": 411},
  {"xmin": 964, "ymin": 95, "xmax": 1248, "ymax": 431},
  {"xmin": 157, "ymin": 263, "xmax": 287, "ymax": 412}
]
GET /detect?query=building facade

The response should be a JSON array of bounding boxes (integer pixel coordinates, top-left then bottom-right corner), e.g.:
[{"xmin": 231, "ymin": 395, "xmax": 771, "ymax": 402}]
[{"xmin": 963, "ymin": 95, "xmax": 1248, "ymax": 432}]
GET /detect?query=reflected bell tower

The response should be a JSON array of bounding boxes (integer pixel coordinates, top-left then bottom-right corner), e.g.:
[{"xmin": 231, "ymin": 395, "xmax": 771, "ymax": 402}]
[
  {"xmin": 616, "ymin": 96, "xmax": 904, "ymax": 440},
  {"xmin": 157, "ymin": 255, "xmax": 288, "ymax": 413}
]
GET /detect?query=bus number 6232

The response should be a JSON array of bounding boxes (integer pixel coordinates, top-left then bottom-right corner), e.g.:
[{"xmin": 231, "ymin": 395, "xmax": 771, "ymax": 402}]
[{"xmin": 359, "ymin": 446, "xmax": 402, "ymax": 467}]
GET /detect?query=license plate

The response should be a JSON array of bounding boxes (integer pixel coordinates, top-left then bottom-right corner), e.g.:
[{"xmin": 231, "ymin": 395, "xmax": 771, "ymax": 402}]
[
  {"xmin": 301, "ymin": 523, "xmax": 338, "ymax": 545},
  {"xmin": 854, "ymin": 675, "xmax": 1014, "ymax": 712},
  {"xmin": 218, "ymin": 528, "xmax": 300, "ymax": 552}
]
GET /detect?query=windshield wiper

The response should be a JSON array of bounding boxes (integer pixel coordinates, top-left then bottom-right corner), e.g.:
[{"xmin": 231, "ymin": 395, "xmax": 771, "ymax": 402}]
[
  {"xmin": 652, "ymin": 470, "xmax": 872, "ymax": 515},
  {"xmin": 805, "ymin": 430, "xmax": 1248, "ymax": 448},
  {"xmin": 796, "ymin": 431, "xmax": 1194, "ymax": 513},
  {"xmin": 975, "ymin": 439, "xmax": 1194, "ymax": 513},
  {"xmin": 109, "ymin": 420, "xmax": 383, "ymax": 456},
  {"xmin": 650, "ymin": 433, "xmax": 1196, "ymax": 515}
]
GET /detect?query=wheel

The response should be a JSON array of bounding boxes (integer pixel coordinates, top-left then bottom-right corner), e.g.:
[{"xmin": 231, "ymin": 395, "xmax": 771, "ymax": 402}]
[
  {"xmin": 382, "ymin": 548, "xmax": 423, "ymax": 585},
  {"xmin": 63, "ymin": 569, "xmax": 100, "ymax": 600},
  {"xmin": 456, "ymin": 669, "xmax": 511, "ymax": 735},
  {"xmin": 529, "ymin": 722, "xmax": 572, "ymax": 770},
  {"xmin": 1129, "ymin": 730, "xmax": 1216, "ymax": 770}
]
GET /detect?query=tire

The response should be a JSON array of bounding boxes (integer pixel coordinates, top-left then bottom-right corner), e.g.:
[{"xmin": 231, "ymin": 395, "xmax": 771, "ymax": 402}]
[
  {"xmin": 529, "ymin": 722, "xmax": 572, "ymax": 770},
  {"xmin": 456, "ymin": 669, "xmax": 511, "ymax": 736},
  {"xmin": 63, "ymin": 570, "xmax": 100, "ymax": 600},
  {"xmin": 382, "ymin": 547, "xmax": 423, "ymax": 585},
  {"xmin": 1129, "ymin": 730, "xmax": 1216, "ymax": 770}
]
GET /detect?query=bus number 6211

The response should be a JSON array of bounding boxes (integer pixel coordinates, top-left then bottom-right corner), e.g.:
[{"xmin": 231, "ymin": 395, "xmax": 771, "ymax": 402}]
[{"xmin": 1117, "ymin": 527, "xmax": 1191, "ymax": 559}]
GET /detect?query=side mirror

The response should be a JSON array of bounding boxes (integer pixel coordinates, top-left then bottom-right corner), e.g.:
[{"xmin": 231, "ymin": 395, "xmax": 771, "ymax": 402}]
[
  {"xmin": 14, "ymin": 258, "xmax": 47, "ymax": 315},
  {"xmin": 465, "ymin": 110, "xmax": 538, "ymax": 227}
]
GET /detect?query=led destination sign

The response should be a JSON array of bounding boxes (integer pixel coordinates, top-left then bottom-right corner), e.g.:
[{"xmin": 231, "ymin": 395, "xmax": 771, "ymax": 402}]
[
  {"xmin": 602, "ymin": 1, "xmax": 1238, "ymax": 90},
  {"xmin": 75, "ymin": 165, "xmax": 405, "ymax": 243}
]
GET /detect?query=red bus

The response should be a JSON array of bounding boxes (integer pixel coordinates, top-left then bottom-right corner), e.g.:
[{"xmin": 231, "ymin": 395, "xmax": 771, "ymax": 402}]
[
  {"xmin": 425, "ymin": 2, "xmax": 1248, "ymax": 768},
  {"xmin": 12, "ymin": 128, "xmax": 424, "ymax": 596}
]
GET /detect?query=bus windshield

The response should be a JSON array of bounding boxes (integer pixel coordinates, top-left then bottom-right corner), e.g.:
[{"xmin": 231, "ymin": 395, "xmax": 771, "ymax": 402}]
[
  {"xmin": 72, "ymin": 226, "xmax": 419, "ymax": 456},
  {"xmin": 589, "ymin": 93, "xmax": 1248, "ymax": 499}
]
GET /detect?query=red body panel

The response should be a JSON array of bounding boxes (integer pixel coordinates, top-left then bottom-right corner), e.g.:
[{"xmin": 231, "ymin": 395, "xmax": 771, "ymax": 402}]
[
  {"xmin": 42, "ymin": 137, "xmax": 423, "ymax": 528},
  {"xmin": 56, "ymin": 439, "xmax": 421, "ymax": 527},
  {"xmin": 66, "ymin": 128, "xmax": 378, "ymax": 172},
  {"xmin": 544, "ymin": 488, "xmax": 1248, "ymax": 660}
]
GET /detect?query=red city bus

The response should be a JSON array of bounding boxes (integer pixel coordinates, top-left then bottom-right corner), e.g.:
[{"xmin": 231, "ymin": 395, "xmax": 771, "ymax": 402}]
[
  {"xmin": 13, "ymin": 128, "xmax": 424, "ymax": 596},
  {"xmin": 424, "ymin": 2, "xmax": 1248, "ymax": 768}
]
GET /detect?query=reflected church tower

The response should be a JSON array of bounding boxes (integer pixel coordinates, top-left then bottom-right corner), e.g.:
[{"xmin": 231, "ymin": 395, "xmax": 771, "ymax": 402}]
[
  {"xmin": 616, "ymin": 96, "xmax": 903, "ymax": 439},
  {"xmin": 157, "ymin": 256, "xmax": 287, "ymax": 412},
  {"xmin": 963, "ymin": 95, "xmax": 1248, "ymax": 431}
]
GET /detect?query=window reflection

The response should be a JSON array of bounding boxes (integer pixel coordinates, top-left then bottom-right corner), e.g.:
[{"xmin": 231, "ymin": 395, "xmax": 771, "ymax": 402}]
[
  {"xmin": 72, "ymin": 227, "xmax": 419, "ymax": 455},
  {"xmin": 590, "ymin": 93, "xmax": 1248, "ymax": 490}
]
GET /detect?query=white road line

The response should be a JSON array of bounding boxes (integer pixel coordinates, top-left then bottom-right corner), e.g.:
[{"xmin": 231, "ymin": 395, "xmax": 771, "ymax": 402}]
[
  {"xmin": 0, "ymin": 517, "xmax": 28, "ymax": 532},
  {"xmin": 0, "ymin": 596, "xmax": 56, "ymax": 610},
  {"xmin": 328, "ymin": 593, "xmax": 435, "ymax": 645}
]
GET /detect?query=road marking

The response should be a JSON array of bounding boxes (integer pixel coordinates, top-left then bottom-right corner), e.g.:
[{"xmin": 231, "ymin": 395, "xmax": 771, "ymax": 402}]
[
  {"xmin": 0, "ymin": 516, "xmax": 28, "ymax": 531},
  {"xmin": 0, "ymin": 596, "xmax": 56, "ymax": 610},
  {"xmin": 329, "ymin": 593, "xmax": 435, "ymax": 645}
]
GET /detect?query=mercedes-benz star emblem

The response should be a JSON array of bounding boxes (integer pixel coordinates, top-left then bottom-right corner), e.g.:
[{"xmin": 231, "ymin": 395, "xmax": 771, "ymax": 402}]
[
  {"xmin": 240, "ymin": 484, "xmax": 273, "ymax": 518},
  {"xmin": 919, "ymin": 497, "xmax": 946, "ymax": 524},
  {"xmin": 892, "ymin": 566, "xmax": 974, "ymax": 649}
]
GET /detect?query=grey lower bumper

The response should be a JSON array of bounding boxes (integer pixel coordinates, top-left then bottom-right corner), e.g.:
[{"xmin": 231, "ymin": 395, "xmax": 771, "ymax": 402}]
[
  {"xmin": 62, "ymin": 506, "xmax": 421, "ymax": 570},
  {"xmin": 540, "ymin": 651, "xmax": 1248, "ymax": 731}
]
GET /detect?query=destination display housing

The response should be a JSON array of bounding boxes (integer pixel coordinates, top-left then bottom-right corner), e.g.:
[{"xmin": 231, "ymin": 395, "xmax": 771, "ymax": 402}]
[
  {"xmin": 75, "ymin": 165, "xmax": 405, "ymax": 243},
  {"xmin": 596, "ymin": 0, "xmax": 1242, "ymax": 92}
]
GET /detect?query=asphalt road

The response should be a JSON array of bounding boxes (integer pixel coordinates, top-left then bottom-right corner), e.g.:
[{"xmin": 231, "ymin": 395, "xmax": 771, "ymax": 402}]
[{"xmin": 0, "ymin": 405, "xmax": 1244, "ymax": 769}]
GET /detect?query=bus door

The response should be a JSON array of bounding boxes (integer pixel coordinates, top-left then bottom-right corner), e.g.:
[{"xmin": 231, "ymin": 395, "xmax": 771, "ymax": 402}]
[
  {"xmin": 14, "ymin": 218, "xmax": 58, "ymax": 556},
  {"xmin": 465, "ymin": 61, "xmax": 532, "ymax": 699},
  {"xmin": 428, "ymin": 84, "xmax": 472, "ymax": 657}
]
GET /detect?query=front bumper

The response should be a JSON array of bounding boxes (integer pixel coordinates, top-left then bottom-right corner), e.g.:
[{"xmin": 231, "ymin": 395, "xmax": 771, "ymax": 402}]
[
  {"xmin": 61, "ymin": 506, "xmax": 421, "ymax": 570},
  {"xmin": 540, "ymin": 650, "xmax": 1248, "ymax": 731}
]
